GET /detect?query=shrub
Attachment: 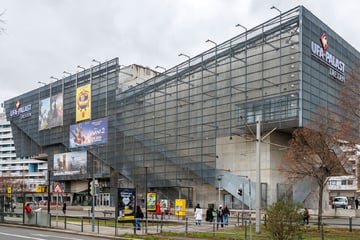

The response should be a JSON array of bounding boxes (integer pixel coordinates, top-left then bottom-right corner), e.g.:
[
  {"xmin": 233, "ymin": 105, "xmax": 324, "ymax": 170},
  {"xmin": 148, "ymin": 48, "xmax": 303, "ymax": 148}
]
[{"xmin": 265, "ymin": 200, "xmax": 303, "ymax": 240}]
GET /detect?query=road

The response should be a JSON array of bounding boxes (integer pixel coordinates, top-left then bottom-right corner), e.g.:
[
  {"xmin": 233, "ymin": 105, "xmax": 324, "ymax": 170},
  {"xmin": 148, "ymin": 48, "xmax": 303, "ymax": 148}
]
[{"xmin": 0, "ymin": 225, "xmax": 102, "ymax": 240}]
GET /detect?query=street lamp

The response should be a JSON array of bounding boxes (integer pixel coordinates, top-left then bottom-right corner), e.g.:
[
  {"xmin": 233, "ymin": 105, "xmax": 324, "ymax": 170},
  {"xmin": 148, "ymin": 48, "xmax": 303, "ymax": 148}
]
[
  {"xmin": 178, "ymin": 53, "xmax": 190, "ymax": 60},
  {"xmin": 217, "ymin": 175, "xmax": 223, "ymax": 206},
  {"xmin": 205, "ymin": 39, "xmax": 217, "ymax": 46},
  {"xmin": 77, "ymin": 65, "xmax": 86, "ymax": 71},
  {"xmin": 63, "ymin": 71, "xmax": 71, "ymax": 76},
  {"xmin": 155, "ymin": 65, "xmax": 166, "ymax": 72},
  {"xmin": 38, "ymin": 81, "xmax": 47, "ymax": 86},
  {"xmin": 144, "ymin": 166, "xmax": 148, "ymax": 233},
  {"xmin": 270, "ymin": 5, "xmax": 282, "ymax": 14},
  {"xmin": 50, "ymin": 76, "xmax": 59, "ymax": 81}
]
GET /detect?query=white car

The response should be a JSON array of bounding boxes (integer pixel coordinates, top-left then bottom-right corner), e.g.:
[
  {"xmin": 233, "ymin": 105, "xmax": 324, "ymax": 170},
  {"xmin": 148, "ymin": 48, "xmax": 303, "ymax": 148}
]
[{"xmin": 332, "ymin": 196, "xmax": 348, "ymax": 209}]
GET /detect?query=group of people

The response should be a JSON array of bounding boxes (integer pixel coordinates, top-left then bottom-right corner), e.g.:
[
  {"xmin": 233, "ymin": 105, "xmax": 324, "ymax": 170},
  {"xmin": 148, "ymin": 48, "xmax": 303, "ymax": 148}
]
[{"xmin": 194, "ymin": 204, "xmax": 230, "ymax": 228}]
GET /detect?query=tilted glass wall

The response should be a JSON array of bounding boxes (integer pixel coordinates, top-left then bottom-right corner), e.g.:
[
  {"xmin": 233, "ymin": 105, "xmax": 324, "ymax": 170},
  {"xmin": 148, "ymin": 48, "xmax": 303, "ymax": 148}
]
[{"xmin": 10, "ymin": 6, "xmax": 356, "ymax": 207}]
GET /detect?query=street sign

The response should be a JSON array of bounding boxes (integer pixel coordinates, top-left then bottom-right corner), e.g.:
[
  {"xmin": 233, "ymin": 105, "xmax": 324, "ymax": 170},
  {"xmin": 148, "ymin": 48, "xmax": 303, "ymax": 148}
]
[{"xmin": 53, "ymin": 182, "xmax": 64, "ymax": 193}]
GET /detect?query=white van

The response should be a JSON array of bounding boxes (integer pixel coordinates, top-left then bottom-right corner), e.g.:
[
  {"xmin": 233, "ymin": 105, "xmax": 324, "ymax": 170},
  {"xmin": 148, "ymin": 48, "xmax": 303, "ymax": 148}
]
[{"xmin": 332, "ymin": 196, "xmax": 348, "ymax": 209}]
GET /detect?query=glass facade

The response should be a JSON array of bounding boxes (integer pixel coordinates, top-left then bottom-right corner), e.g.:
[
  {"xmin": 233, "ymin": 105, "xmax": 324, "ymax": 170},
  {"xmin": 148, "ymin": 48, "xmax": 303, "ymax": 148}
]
[{"xmin": 4, "ymin": 6, "xmax": 360, "ymax": 208}]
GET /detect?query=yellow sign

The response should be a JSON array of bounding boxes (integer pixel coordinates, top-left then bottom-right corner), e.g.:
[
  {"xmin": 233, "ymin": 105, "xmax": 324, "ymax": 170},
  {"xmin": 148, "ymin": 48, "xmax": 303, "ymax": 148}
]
[
  {"xmin": 175, "ymin": 199, "xmax": 186, "ymax": 216},
  {"xmin": 7, "ymin": 187, "xmax": 11, "ymax": 194},
  {"xmin": 76, "ymin": 84, "xmax": 91, "ymax": 122}
]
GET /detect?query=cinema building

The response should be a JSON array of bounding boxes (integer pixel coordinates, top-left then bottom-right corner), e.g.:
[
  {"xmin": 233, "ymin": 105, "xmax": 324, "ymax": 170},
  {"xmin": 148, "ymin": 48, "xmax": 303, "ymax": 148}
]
[{"xmin": 4, "ymin": 6, "xmax": 360, "ymax": 211}]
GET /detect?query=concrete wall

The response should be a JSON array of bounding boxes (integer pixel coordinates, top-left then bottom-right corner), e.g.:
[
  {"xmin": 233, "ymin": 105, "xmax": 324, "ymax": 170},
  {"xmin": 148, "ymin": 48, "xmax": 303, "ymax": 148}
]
[{"xmin": 216, "ymin": 131, "xmax": 290, "ymax": 206}]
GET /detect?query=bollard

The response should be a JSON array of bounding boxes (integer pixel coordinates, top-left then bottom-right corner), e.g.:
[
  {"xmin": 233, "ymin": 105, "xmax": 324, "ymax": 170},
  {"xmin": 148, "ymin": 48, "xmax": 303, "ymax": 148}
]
[
  {"xmin": 81, "ymin": 217, "xmax": 84, "ymax": 232},
  {"xmin": 64, "ymin": 215, "xmax": 67, "ymax": 229},
  {"xmin": 97, "ymin": 218, "xmax": 100, "ymax": 234},
  {"xmin": 321, "ymin": 222, "xmax": 324, "ymax": 240},
  {"xmin": 264, "ymin": 214, "xmax": 266, "ymax": 227},
  {"xmin": 185, "ymin": 217, "xmax": 188, "ymax": 236},
  {"xmin": 160, "ymin": 214, "xmax": 164, "ymax": 232},
  {"xmin": 244, "ymin": 220, "xmax": 247, "ymax": 240},
  {"xmin": 213, "ymin": 221, "xmax": 216, "ymax": 237},
  {"xmin": 349, "ymin": 216, "xmax": 352, "ymax": 232}
]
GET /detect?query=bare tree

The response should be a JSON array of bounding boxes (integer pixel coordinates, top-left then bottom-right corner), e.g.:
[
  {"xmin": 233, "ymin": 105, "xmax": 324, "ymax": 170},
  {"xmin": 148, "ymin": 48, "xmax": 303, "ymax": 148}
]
[
  {"xmin": 281, "ymin": 63, "xmax": 360, "ymax": 227},
  {"xmin": 337, "ymin": 62, "xmax": 360, "ymax": 143},
  {"xmin": 282, "ymin": 127, "xmax": 348, "ymax": 227}
]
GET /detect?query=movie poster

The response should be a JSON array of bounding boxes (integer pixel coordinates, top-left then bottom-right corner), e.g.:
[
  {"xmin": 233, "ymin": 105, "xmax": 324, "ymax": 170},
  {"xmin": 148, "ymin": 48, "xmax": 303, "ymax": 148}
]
[
  {"xmin": 39, "ymin": 93, "xmax": 63, "ymax": 130},
  {"xmin": 76, "ymin": 84, "xmax": 91, "ymax": 122},
  {"xmin": 69, "ymin": 117, "xmax": 108, "ymax": 148},
  {"xmin": 118, "ymin": 188, "xmax": 136, "ymax": 219},
  {"xmin": 147, "ymin": 192, "xmax": 157, "ymax": 211},
  {"xmin": 53, "ymin": 151, "xmax": 87, "ymax": 176}
]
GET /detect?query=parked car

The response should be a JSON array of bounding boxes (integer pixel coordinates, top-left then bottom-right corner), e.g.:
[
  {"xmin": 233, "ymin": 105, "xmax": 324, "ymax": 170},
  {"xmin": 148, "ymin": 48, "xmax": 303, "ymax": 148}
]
[{"xmin": 332, "ymin": 196, "xmax": 348, "ymax": 209}]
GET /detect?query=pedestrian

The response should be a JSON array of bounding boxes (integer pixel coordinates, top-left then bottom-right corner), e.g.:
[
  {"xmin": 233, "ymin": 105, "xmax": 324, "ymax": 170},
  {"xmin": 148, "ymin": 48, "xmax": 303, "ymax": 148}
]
[
  {"xmin": 24, "ymin": 203, "xmax": 33, "ymax": 218},
  {"xmin": 62, "ymin": 202, "xmax": 67, "ymax": 214},
  {"xmin": 303, "ymin": 208, "xmax": 310, "ymax": 224},
  {"xmin": 194, "ymin": 203, "xmax": 203, "ymax": 225},
  {"xmin": 206, "ymin": 206, "xmax": 214, "ymax": 222},
  {"xmin": 355, "ymin": 198, "xmax": 359, "ymax": 209},
  {"xmin": 223, "ymin": 205, "xmax": 230, "ymax": 225},
  {"xmin": 216, "ymin": 205, "xmax": 224, "ymax": 229},
  {"xmin": 135, "ymin": 205, "xmax": 144, "ymax": 230}
]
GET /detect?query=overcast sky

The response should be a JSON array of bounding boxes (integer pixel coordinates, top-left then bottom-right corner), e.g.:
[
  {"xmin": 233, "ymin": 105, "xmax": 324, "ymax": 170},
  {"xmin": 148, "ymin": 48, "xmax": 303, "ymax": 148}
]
[{"xmin": 0, "ymin": 0, "xmax": 359, "ymax": 106}]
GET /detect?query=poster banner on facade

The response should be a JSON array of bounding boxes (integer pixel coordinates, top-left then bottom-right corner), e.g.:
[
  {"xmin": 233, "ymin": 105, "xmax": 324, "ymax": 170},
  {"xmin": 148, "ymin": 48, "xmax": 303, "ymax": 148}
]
[
  {"xmin": 39, "ymin": 93, "xmax": 63, "ymax": 130},
  {"xmin": 118, "ymin": 188, "xmax": 136, "ymax": 219},
  {"xmin": 147, "ymin": 192, "xmax": 157, "ymax": 211},
  {"xmin": 69, "ymin": 117, "xmax": 108, "ymax": 148},
  {"xmin": 53, "ymin": 151, "xmax": 87, "ymax": 176},
  {"xmin": 76, "ymin": 84, "xmax": 91, "ymax": 122}
]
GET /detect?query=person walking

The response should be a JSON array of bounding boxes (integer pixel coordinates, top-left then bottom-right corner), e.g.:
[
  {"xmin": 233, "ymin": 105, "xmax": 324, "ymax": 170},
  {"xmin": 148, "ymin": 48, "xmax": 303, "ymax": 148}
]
[
  {"xmin": 355, "ymin": 198, "xmax": 359, "ymax": 209},
  {"xmin": 216, "ymin": 205, "xmax": 224, "ymax": 229},
  {"xmin": 194, "ymin": 203, "xmax": 203, "ymax": 225},
  {"xmin": 135, "ymin": 205, "xmax": 144, "ymax": 230},
  {"xmin": 223, "ymin": 205, "xmax": 230, "ymax": 225},
  {"xmin": 24, "ymin": 203, "xmax": 32, "ymax": 215},
  {"xmin": 206, "ymin": 206, "xmax": 214, "ymax": 222},
  {"xmin": 62, "ymin": 202, "xmax": 67, "ymax": 214},
  {"xmin": 24, "ymin": 203, "xmax": 33, "ymax": 222},
  {"xmin": 303, "ymin": 208, "xmax": 310, "ymax": 224}
]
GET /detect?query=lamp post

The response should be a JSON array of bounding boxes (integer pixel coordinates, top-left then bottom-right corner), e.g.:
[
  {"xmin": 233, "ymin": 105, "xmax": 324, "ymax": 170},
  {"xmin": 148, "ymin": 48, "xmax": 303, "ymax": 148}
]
[
  {"xmin": 270, "ymin": 5, "xmax": 281, "ymax": 15},
  {"xmin": 205, "ymin": 39, "xmax": 217, "ymax": 46},
  {"xmin": 63, "ymin": 71, "xmax": 71, "ymax": 76},
  {"xmin": 178, "ymin": 53, "xmax": 190, "ymax": 61},
  {"xmin": 255, "ymin": 116, "xmax": 261, "ymax": 234},
  {"xmin": 144, "ymin": 166, "xmax": 148, "ymax": 233},
  {"xmin": 47, "ymin": 169, "xmax": 51, "ymax": 214},
  {"xmin": 155, "ymin": 65, "xmax": 166, "ymax": 72},
  {"xmin": 50, "ymin": 76, "xmax": 59, "ymax": 81},
  {"xmin": 38, "ymin": 81, "xmax": 47, "ymax": 86},
  {"xmin": 217, "ymin": 175, "xmax": 223, "ymax": 206},
  {"xmin": 77, "ymin": 65, "xmax": 86, "ymax": 71}
]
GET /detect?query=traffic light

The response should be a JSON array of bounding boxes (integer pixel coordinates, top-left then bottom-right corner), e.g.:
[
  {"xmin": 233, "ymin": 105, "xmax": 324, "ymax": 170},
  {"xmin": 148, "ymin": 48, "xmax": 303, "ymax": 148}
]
[
  {"xmin": 237, "ymin": 188, "xmax": 243, "ymax": 196},
  {"xmin": 89, "ymin": 180, "xmax": 94, "ymax": 196}
]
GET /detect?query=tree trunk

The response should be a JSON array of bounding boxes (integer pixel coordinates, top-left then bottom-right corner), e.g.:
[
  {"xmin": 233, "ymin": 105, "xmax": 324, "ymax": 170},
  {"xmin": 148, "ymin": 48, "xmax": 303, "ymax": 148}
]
[{"xmin": 318, "ymin": 184, "xmax": 324, "ymax": 229}]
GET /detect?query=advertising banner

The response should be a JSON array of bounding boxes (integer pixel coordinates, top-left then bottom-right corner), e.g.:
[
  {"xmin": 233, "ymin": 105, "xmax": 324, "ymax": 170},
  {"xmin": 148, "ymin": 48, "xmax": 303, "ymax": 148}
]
[
  {"xmin": 69, "ymin": 117, "xmax": 108, "ymax": 148},
  {"xmin": 175, "ymin": 199, "xmax": 186, "ymax": 216},
  {"xmin": 147, "ymin": 192, "xmax": 157, "ymax": 211},
  {"xmin": 118, "ymin": 188, "xmax": 136, "ymax": 219},
  {"xmin": 39, "ymin": 93, "xmax": 63, "ymax": 130},
  {"xmin": 76, "ymin": 84, "xmax": 91, "ymax": 122},
  {"xmin": 53, "ymin": 151, "xmax": 87, "ymax": 176}
]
